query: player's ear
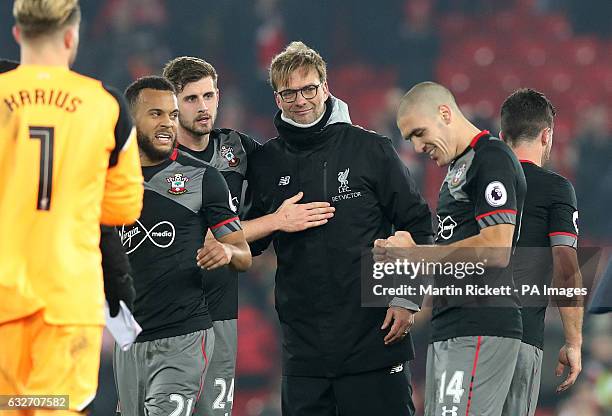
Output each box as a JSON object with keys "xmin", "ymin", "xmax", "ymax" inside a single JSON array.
[
  {"xmin": 63, "ymin": 29, "xmax": 71, "ymax": 49},
  {"xmin": 321, "ymin": 81, "xmax": 330, "ymax": 101},
  {"xmin": 541, "ymin": 127, "xmax": 551, "ymax": 146},
  {"xmin": 439, "ymin": 104, "xmax": 452, "ymax": 125},
  {"xmin": 274, "ymin": 91, "xmax": 283, "ymax": 110},
  {"xmin": 64, "ymin": 25, "xmax": 78, "ymax": 50},
  {"xmin": 12, "ymin": 26, "xmax": 21, "ymax": 45}
]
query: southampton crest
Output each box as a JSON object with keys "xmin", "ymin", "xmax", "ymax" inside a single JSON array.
[
  {"xmin": 451, "ymin": 162, "xmax": 467, "ymax": 186},
  {"xmin": 220, "ymin": 144, "xmax": 240, "ymax": 167},
  {"xmin": 166, "ymin": 173, "xmax": 189, "ymax": 195}
]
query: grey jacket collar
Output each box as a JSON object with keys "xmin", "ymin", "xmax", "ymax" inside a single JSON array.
[{"xmin": 326, "ymin": 95, "xmax": 352, "ymax": 127}]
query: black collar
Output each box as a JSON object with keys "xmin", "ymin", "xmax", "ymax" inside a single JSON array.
[{"xmin": 274, "ymin": 97, "xmax": 334, "ymax": 151}]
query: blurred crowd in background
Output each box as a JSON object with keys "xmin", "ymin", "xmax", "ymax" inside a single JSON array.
[{"xmin": 2, "ymin": 0, "xmax": 611, "ymax": 414}]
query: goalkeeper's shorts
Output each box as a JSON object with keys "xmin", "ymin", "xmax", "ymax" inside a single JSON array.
[{"xmin": 0, "ymin": 310, "xmax": 103, "ymax": 415}]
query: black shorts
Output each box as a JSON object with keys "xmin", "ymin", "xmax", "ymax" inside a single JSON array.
[{"xmin": 282, "ymin": 362, "xmax": 415, "ymax": 416}]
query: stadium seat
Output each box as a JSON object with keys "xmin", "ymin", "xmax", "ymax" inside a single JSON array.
[
  {"xmin": 438, "ymin": 13, "xmax": 469, "ymax": 39},
  {"xmin": 584, "ymin": 64, "xmax": 612, "ymax": 95},
  {"xmin": 566, "ymin": 84, "xmax": 604, "ymax": 113},
  {"xmin": 435, "ymin": 60, "xmax": 473, "ymax": 93},
  {"xmin": 510, "ymin": 37, "xmax": 557, "ymax": 68},
  {"xmin": 538, "ymin": 13, "xmax": 573, "ymax": 40},
  {"xmin": 532, "ymin": 65, "xmax": 575, "ymax": 94},
  {"xmin": 566, "ymin": 36, "xmax": 601, "ymax": 66},
  {"xmin": 487, "ymin": 11, "xmax": 532, "ymax": 37},
  {"xmin": 459, "ymin": 37, "xmax": 498, "ymax": 67},
  {"xmin": 491, "ymin": 64, "xmax": 529, "ymax": 94}
]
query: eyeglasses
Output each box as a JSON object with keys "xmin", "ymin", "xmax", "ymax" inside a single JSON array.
[{"xmin": 276, "ymin": 84, "xmax": 321, "ymax": 103}]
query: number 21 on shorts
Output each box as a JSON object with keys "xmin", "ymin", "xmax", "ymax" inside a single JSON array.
[{"xmin": 168, "ymin": 394, "xmax": 194, "ymax": 416}]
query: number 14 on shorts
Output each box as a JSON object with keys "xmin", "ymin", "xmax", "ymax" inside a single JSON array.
[{"xmin": 439, "ymin": 371, "xmax": 465, "ymax": 404}]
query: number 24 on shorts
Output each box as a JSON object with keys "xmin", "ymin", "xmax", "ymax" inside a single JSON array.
[{"xmin": 213, "ymin": 378, "xmax": 235, "ymax": 411}]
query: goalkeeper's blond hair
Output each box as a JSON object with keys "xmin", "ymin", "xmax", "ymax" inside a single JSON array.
[{"xmin": 13, "ymin": 0, "xmax": 81, "ymax": 38}]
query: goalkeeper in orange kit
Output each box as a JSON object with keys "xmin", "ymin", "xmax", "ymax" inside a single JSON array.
[{"xmin": 0, "ymin": 0, "xmax": 143, "ymax": 414}]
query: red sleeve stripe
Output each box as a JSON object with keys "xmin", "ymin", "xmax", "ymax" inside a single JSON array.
[
  {"xmin": 549, "ymin": 232, "xmax": 577, "ymax": 238},
  {"xmin": 475, "ymin": 209, "xmax": 517, "ymax": 221},
  {"xmin": 210, "ymin": 216, "xmax": 240, "ymax": 230}
]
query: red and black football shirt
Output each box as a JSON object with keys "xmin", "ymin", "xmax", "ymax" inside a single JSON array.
[
  {"xmin": 432, "ymin": 131, "xmax": 526, "ymax": 342},
  {"xmin": 514, "ymin": 160, "xmax": 578, "ymax": 349},
  {"xmin": 120, "ymin": 151, "xmax": 241, "ymax": 341}
]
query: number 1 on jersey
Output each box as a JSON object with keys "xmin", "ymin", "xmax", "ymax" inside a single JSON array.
[{"xmin": 29, "ymin": 126, "xmax": 54, "ymax": 210}]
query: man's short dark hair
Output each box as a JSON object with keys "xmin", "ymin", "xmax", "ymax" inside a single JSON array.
[
  {"xmin": 500, "ymin": 88, "xmax": 556, "ymax": 146},
  {"xmin": 162, "ymin": 56, "xmax": 218, "ymax": 92},
  {"xmin": 124, "ymin": 76, "xmax": 176, "ymax": 112}
]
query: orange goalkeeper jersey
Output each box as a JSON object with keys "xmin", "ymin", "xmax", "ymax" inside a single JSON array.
[{"xmin": 0, "ymin": 65, "xmax": 143, "ymax": 325}]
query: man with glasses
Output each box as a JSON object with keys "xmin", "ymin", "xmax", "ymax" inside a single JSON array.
[
  {"xmin": 244, "ymin": 41, "xmax": 433, "ymax": 416},
  {"xmin": 162, "ymin": 56, "xmax": 336, "ymax": 416}
]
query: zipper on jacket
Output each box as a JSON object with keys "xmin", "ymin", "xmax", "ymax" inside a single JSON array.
[{"xmin": 323, "ymin": 161, "xmax": 328, "ymax": 201}]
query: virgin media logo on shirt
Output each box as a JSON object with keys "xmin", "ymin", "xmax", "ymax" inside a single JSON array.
[{"xmin": 119, "ymin": 220, "xmax": 176, "ymax": 254}]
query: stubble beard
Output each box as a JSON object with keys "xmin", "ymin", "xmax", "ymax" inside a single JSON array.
[{"xmin": 179, "ymin": 113, "xmax": 216, "ymax": 138}]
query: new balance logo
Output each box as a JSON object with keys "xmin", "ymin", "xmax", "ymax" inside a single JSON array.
[
  {"xmin": 390, "ymin": 363, "xmax": 404, "ymax": 374},
  {"xmin": 278, "ymin": 176, "xmax": 291, "ymax": 186},
  {"xmin": 441, "ymin": 406, "xmax": 458, "ymax": 416}
]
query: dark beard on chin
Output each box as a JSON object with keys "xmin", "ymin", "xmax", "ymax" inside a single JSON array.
[
  {"xmin": 137, "ymin": 131, "xmax": 174, "ymax": 162},
  {"xmin": 179, "ymin": 115, "xmax": 213, "ymax": 137}
]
